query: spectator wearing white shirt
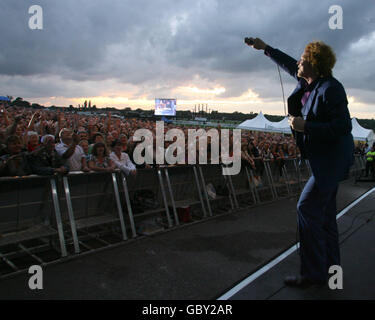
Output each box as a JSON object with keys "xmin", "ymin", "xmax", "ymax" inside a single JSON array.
[
  {"xmin": 110, "ymin": 139, "xmax": 136, "ymax": 176},
  {"xmin": 55, "ymin": 128, "xmax": 90, "ymax": 172}
]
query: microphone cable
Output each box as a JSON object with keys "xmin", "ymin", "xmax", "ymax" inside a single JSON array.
[{"xmin": 277, "ymin": 65, "xmax": 287, "ymax": 117}]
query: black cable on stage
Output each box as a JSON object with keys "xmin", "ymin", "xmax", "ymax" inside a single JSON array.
[{"xmin": 339, "ymin": 209, "xmax": 375, "ymax": 240}]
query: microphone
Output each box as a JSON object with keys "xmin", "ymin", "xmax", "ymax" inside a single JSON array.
[{"xmin": 244, "ymin": 37, "xmax": 254, "ymax": 45}]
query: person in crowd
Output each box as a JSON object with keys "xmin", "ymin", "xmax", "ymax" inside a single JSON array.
[
  {"xmin": 78, "ymin": 139, "xmax": 90, "ymax": 163},
  {"xmin": 88, "ymin": 132, "xmax": 105, "ymax": 154},
  {"xmin": 109, "ymin": 139, "xmax": 136, "ymax": 176},
  {"xmin": 77, "ymin": 130, "xmax": 89, "ymax": 141},
  {"xmin": 28, "ymin": 134, "xmax": 69, "ymax": 176},
  {"xmin": 88, "ymin": 142, "xmax": 116, "ymax": 172},
  {"xmin": 106, "ymin": 133, "xmax": 115, "ymax": 152},
  {"xmin": 0, "ymin": 135, "xmax": 31, "ymax": 177},
  {"xmin": 287, "ymin": 144, "xmax": 297, "ymax": 158},
  {"xmin": 119, "ymin": 134, "xmax": 128, "ymax": 152},
  {"xmin": 55, "ymin": 128, "xmax": 89, "ymax": 172},
  {"xmin": 273, "ymin": 144, "xmax": 286, "ymax": 179},
  {"xmin": 282, "ymin": 142, "xmax": 290, "ymax": 158},
  {"xmin": 365, "ymin": 144, "xmax": 375, "ymax": 177},
  {"xmin": 0, "ymin": 105, "xmax": 306, "ymax": 173},
  {"xmin": 26, "ymin": 131, "xmax": 40, "ymax": 152},
  {"xmin": 364, "ymin": 143, "xmax": 371, "ymax": 154},
  {"xmin": 241, "ymin": 143, "xmax": 256, "ymax": 170}
]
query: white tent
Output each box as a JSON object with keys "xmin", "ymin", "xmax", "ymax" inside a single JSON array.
[
  {"xmin": 237, "ymin": 113, "xmax": 375, "ymax": 142},
  {"xmin": 351, "ymin": 118, "xmax": 375, "ymax": 145},
  {"xmin": 237, "ymin": 112, "xmax": 292, "ymax": 134},
  {"xmin": 266, "ymin": 116, "xmax": 292, "ymax": 134}
]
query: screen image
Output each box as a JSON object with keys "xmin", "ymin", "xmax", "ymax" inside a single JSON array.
[{"xmin": 154, "ymin": 99, "xmax": 176, "ymax": 116}]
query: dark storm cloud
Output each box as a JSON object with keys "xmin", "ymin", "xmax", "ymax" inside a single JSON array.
[{"xmin": 0, "ymin": 0, "xmax": 374, "ymax": 104}]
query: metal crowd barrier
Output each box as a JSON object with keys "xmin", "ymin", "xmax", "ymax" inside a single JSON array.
[
  {"xmin": 162, "ymin": 165, "xmax": 207, "ymax": 223},
  {"xmin": 122, "ymin": 167, "xmax": 172, "ymax": 235},
  {"xmin": 2, "ymin": 154, "xmax": 358, "ymax": 278},
  {"xmin": 59, "ymin": 171, "xmax": 132, "ymax": 254},
  {"xmin": 0, "ymin": 175, "xmax": 67, "ymax": 276},
  {"xmin": 352, "ymin": 154, "xmax": 367, "ymax": 181},
  {"xmin": 229, "ymin": 157, "xmax": 315, "ymax": 209},
  {"xmin": 196, "ymin": 164, "xmax": 237, "ymax": 215}
]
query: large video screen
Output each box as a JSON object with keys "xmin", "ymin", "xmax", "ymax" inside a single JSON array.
[{"xmin": 154, "ymin": 98, "xmax": 176, "ymax": 116}]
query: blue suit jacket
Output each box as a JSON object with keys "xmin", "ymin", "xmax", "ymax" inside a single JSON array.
[{"xmin": 265, "ymin": 46, "xmax": 354, "ymax": 189}]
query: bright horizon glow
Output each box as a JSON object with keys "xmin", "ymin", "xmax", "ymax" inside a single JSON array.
[{"xmin": 25, "ymin": 93, "xmax": 375, "ymax": 120}]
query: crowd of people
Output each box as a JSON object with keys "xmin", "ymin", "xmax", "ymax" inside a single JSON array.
[{"xmin": 0, "ymin": 104, "xmax": 303, "ymax": 179}]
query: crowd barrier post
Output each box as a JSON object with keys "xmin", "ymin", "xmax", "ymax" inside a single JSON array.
[
  {"xmin": 157, "ymin": 168, "xmax": 173, "ymax": 228},
  {"xmin": 245, "ymin": 167, "xmax": 259, "ymax": 204},
  {"xmin": 163, "ymin": 167, "xmax": 180, "ymax": 226},
  {"xmin": 222, "ymin": 165, "xmax": 239, "ymax": 209},
  {"xmin": 283, "ymin": 158, "xmax": 302, "ymax": 195},
  {"xmin": 223, "ymin": 174, "xmax": 235, "ymax": 210},
  {"xmin": 120, "ymin": 172, "xmax": 137, "ymax": 238},
  {"xmin": 111, "ymin": 172, "xmax": 128, "ymax": 241},
  {"xmin": 247, "ymin": 168, "xmax": 261, "ymax": 203},
  {"xmin": 293, "ymin": 158, "xmax": 304, "ymax": 190},
  {"xmin": 281, "ymin": 165, "xmax": 292, "ymax": 195},
  {"xmin": 193, "ymin": 165, "xmax": 208, "ymax": 218},
  {"xmin": 62, "ymin": 176, "xmax": 80, "ymax": 254},
  {"xmin": 263, "ymin": 161, "xmax": 277, "ymax": 200},
  {"xmin": 197, "ymin": 165, "xmax": 213, "ymax": 216},
  {"xmin": 50, "ymin": 177, "xmax": 68, "ymax": 257}
]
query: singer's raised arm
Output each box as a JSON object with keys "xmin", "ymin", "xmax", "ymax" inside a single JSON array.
[{"xmin": 263, "ymin": 45, "xmax": 299, "ymax": 80}]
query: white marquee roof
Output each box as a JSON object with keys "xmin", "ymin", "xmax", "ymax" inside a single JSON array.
[{"xmin": 237, "ymin": 113, "xmax": 375, "ymax": 141}]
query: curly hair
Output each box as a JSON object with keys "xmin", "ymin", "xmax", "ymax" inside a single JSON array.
[
  {"xmin": 91, "ymin": 142, "xmax": 108, "ymax": 156},
  {"xmin": 304, "ymin": 41, "xmax": 336, "ymax": 77}
]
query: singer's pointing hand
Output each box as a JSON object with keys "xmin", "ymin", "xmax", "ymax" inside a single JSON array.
[{"xmin": 247, "ymin": 38, "xmax": 267, "ymax": 51}]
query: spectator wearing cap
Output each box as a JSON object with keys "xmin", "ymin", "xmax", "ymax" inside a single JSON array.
[
  {"xmin": 109, "ymin": 139, "xmax": 136, "ymax": 176},
  {"xmin": 28, "ymin": 135, "xmax": 69, "ymax": 176},
  {"xmin": 0, "ymin": 135, "xmax": 32, "ymax": 177},
  {"xmin": 56, "ymin": 128, "xmax": 89, "ymax": 172}
]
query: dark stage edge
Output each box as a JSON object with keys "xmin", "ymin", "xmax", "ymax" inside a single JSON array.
[{"xmin": 0, "ymin": 179, "xmax": 373, "ymax": 300}]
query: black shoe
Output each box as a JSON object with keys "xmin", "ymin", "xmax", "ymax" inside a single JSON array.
[{"xmin": 284, "ymin": 275, "xmax": 326, "ymax": 289}]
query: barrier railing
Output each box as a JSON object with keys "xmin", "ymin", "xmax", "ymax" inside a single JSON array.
[
  {"xmin": 0, "ymin": 175, "xmax": 67, "ymax": 276},
  {"xmin": 196, "ymin": 164, "xmax": 237, "ymax": 216},
  {"xmin": 59, "ymin": 171, "xmax": 131, "ymax": 254},
  {"xmin": 1, "ymin": 155, "xmax": 359, "ymax": 278},
  {"xmin": 162, "ymin": 165, "xmax": 208, "ymax": 223},
  {"xmin": 352, "ymin": 154, "xmax": 367, "ymax": 181},
  {"xmin": 121, "ymin": 167, "xmax": 172, "ymax": 235}
]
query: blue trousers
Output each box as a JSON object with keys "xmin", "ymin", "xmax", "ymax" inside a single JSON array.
[{"xmin": 297, "ymin": 175, "xmax": 340, "ymax": 282}]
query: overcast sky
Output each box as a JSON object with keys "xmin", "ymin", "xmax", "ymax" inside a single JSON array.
[{"xmin": 1, "ymin": 0, "xmax": 375, "ymax": 118}]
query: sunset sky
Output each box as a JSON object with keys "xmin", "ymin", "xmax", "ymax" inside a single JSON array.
[{"xmin": 1, "ymin": 0, "xmax": 375, "ymax": 118}]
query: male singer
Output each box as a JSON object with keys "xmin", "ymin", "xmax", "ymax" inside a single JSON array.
[{"xmin": 247, "ymin": 38, "xmax": 354, "ymax": 288}]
